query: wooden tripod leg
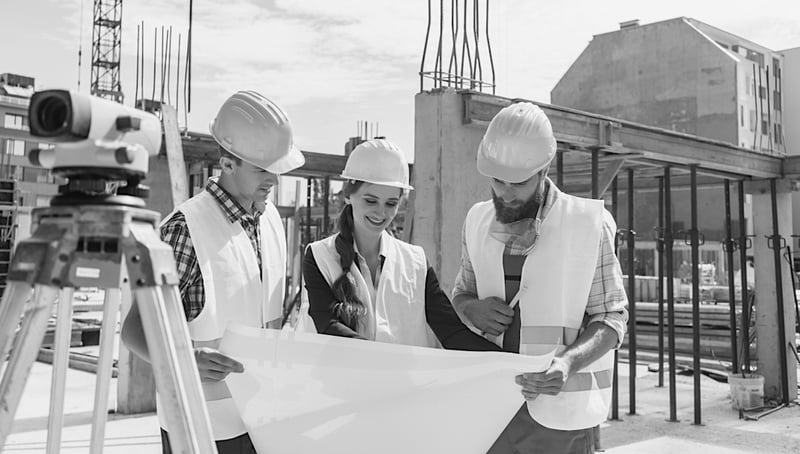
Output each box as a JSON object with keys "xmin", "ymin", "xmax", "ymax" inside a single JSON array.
[
  {"xmin": 0, "ymin": 281, "xmax": 34, "ymax": 371},
  {"xmin": 46, "ymin": 288, "xmax": 75, "ymax": 454},
  {"xmin": 89, "ymin": 288, "xmax": 122, "ymax": 454},
  {"xmin": 0, "ymin": 285, "xmax": 59, "ymax": 446},
  {"xmin": 133, "ymin": 285, "xmax": 217, "ymax": 454}
]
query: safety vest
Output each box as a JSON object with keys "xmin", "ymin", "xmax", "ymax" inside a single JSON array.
[
  {"xmin": 299, "ymin": 231, "xmax": 438, "ymax": 348},
  {"xmin": 464, "ymin": 193, "xmax": 615, "ymax": 430},
  {"xmin": 157, "ymin": 189, "xmax": 286, "ymax": 440}
]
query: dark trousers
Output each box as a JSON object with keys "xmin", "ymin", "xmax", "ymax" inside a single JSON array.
[
  {"xmin": 161, "ymin": 429, "xmax": 257, "ymax": 454},
  {"xmin": 487, "ymin": 404, "xmax": 595, "ymax": 454}
]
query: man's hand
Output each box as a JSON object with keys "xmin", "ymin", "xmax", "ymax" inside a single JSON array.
[
  {"xmin": 461, "ymin": 296, "xmax": 515, "ymax": 336},
  {"xmin": 515, "ymin": 356, "xmax": 572, "ymax": 401},
  {"xmin": 194, "ymin": 347, "xmax": 244, "ymax": 382}
]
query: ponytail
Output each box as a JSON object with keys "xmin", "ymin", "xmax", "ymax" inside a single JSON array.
[{"xmin": 330, "ymin": 181, "xmax": 366, "ymax": 331}]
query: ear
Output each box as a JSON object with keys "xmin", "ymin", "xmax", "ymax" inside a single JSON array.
[{"xmin": 219, "ymin": 156, "xmax": 237, "ymax": 175}]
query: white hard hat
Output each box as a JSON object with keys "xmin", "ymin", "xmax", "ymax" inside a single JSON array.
[
  {"xmin": 210, "ymin": 91, "xmax": 305, "ymax": 174},
  {"xmin": 477, "ymin": 102, "xmax": 557, "ymax": 183},
  {"xmin": 340, "ymin": 139, "xmax": 413, "ymax": 190}
]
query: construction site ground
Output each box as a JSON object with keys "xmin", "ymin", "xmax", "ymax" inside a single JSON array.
[{"xmin": 3, "ymin": 356, "xmax": 798, "ymax": 453}]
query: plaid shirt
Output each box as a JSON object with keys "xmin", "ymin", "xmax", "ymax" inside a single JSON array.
[
  {"xmin": 161, "ymin": 178, "xmax": 263, "ymax": 322},
  {"xmin": 452, "ymin": 180, "xmax": 628, "ymax": 346}
]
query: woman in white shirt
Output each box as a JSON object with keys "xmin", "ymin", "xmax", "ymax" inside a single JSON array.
[{"xmin": 301, "ymin": 139, "xmax": 499, "ymax": 351}]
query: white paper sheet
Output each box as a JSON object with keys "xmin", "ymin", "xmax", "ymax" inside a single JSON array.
[{"xmin": 219, "ymin": 324, "xmax": 552, "ymax": 454}]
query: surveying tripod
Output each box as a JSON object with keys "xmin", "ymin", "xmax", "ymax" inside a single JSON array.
[{"xmin": 0, "ymin": 198, "xmax": 218, "ymax": 453}]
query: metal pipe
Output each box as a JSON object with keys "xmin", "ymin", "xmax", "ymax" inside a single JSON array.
[
  {"xmin": 689, "ymin": 164, "xmax": 701, "ymax": 425},
  {"xmin": 610, "ymin": 176, "xmax": 619, "ymax": 421},
  {"xmin": 657, "ymin": 176, "xmax": 665, "ymax": 387},
  {"xmin": 665, "ymin": 166, "xmax": 678, "ymax": 422},
  {"xmin": 769, "ymin": 178, "xmax": 790, "ymax": 403},
  {"xmin": 627, "ymin": 168, "xmax": 636, "ymax": 415},
  {"xmin": 738, "ymin": 180, "xmax": 750, "ymax": 374},
  {"xmin": 724, "ymin": 180, "xmax": 739, "ymax": 372}
]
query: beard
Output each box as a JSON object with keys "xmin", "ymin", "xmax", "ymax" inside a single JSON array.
[{"xmin": 492, "ymin": 188, "xmax": 544, "ymax": 224}]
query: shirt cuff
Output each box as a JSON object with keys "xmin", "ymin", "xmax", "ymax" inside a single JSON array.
[{"xmin": 587, "ymin": 314, "xmax": 627, "ymax": 349}]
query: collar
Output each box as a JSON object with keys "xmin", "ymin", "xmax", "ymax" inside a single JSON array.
[
  {"xmin": 352, "ymin": 230, "xmax": 392, "ymax": 260},
  {"xmin": 206, "ymin": 177, "xmax": 263, "ymax": 224}
]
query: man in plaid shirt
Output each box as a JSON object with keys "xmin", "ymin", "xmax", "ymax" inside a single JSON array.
[
  {"xmin": 122, "ymin": 91, "xmax": 304, "ymax": 454},
  {"xmin": 452, "ymin": 102, "xmax": 627, "ymax": 454}
]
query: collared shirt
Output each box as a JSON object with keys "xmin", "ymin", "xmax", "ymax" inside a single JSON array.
[
  {"xmin": 160, "ymin": 178, "xmax": 264, "ymax": 322},
  {"xmin": 452, "ymin": 180, "xmax": 629, "ymax": 346}
]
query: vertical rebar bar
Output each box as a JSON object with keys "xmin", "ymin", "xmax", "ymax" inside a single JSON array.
[
  {"xmin": 305, "ymin": 178, "xmax": 313, "ymax": 244},
  {"xmin": 627, "ymin": 168, "xmax": 636, "ymax": 415},
  {"xmin": 420, "ymin": 0, "xmax": 432, "ymax": 92},
  {"xmin": 610, "ymin": 176, "xmax": 620, "ymax": 421},
  {"xmin": 657, "ymin": 176, "xmax": 665, "ymax": 387},
  {"xmin": 556, "ymin": 152, "xmax": 564, "ymax": 188},
  {"xmin": 323, "ymin": 177, "xmax": 331, "ymax": 236},
  {"xmin": 724, "ymin": 180, "xmax": 739, "ymax": 372},
  {"xmin": 665, "ymin": 166, "xmax": 678, "ymax": 422},
  {"xmin": 591, "ymin": 149, "xmax": 599, "ymax": 199},
  {"xmin": 484, "ymin": 0, "xmax": 495, "ymax": 93},
  {"xmin": 689, "ymin": 165, "xmax": 701, "ymax": 425}
]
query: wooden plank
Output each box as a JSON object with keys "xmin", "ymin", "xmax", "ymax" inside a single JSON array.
[{"xmin": 161, "ymin": 105, "xmax": 189, "ymax": 207}]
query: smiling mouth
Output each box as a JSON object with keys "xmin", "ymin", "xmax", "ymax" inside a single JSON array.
[{"xmin": 365, "ymin": 216, "xmax": 385, "ymax": 226}]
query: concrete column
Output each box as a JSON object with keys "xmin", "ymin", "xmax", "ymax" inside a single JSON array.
[
  {"xmin": 412, "ymin": 89, "xmax": 490, "ymax": 293},
  {"xmin": 748, "ymin": 179, "xmax": 798, "ymax": 400}
]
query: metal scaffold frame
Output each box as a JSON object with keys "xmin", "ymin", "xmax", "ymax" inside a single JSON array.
[{"xmin": 90, "ymin": 0, "xmax": 124, "ymax": 103}]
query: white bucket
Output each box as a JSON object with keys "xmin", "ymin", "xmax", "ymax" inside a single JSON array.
[{"xmin": 728, "ymin": 373, "xmax": 764, "ymax": 410}]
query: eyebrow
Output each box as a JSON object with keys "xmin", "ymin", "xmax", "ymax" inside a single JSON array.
[{"xmin": 363, "ymin": 193, "xmax": 400, "ymax": 202}]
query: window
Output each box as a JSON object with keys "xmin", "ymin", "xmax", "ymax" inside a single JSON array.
[
  {"xmin": 4, "ymin": 139, "xmax": 25, "ymax": 156},
  {"xmin": 749, "ymin": 109, "xmax": 756, "ymax": 132},
  {"xmin": 3, "ymin": 113, "xmax": 24, "ymax": 130},
  {"xmin": 775, "ymin": 124, "xmax": 783, "ymax": 144},
  {"xmin": 740, "ymin": 106, "xmax": 744, "ymax": 127},
  {"xmin": 774, "ymin": 92, "xmax": 782, "ymax": 111},
  {"xmin": 762, "ymin": 115, "xmax": 769, "ymax": 135},
  {"xmin": 758, "ymin": 86, "xmax": 766, "ymax": 99}
]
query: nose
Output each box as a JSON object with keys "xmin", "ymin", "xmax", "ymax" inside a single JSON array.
[{"xmin": 263, "ymin": 172, "xmax": 278, "ymax": 186}]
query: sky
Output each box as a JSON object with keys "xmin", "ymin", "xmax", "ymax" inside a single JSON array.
[{"xmin": 3, "ymin": 0, "xmax": 800, "ymax": 163}]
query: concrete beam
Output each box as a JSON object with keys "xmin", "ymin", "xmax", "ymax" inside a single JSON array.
[{"xmin": 463, "ymin": 92, "xmax": 782, "ymax": 179}]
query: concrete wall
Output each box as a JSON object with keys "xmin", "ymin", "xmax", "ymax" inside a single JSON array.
[
  {"xmin": 552, "ymin": 19, "xmax": 738, "ymax": 145},
  {"xmin": 782, "ymin": 48, "xmax": 800, "ymax": 236},
  {"xmin": 412, "ymin": 89, "xmax": 491, "ymax": 293}
]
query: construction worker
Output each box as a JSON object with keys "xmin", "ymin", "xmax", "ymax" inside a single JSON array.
[
  {"xmin": 451, "ymin": 102, "xmax": 628, "ymax": 453},
  {"xmin": 121, "ymin": 91, "xmax": 305, "ymax": 454},
  {"xmin": 301, "ymin": 138, "xmax": 501, "ymax": 351}
]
